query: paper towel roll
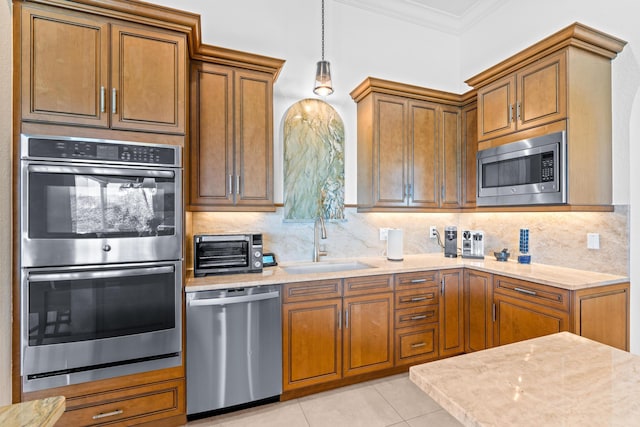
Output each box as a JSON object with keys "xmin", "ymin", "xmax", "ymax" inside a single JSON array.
[{"xmin": 387, "ymin": 228, "xmax": 403, "ymax": 261}]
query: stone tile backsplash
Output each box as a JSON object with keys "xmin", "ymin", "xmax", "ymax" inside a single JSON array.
[{"xmin": 188, "ymin": 205, "xmax": 629, "ymax": 276}]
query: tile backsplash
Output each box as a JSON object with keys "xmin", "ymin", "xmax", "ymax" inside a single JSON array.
[{"xmin": 187, "ymin": 205, "xmax": 629, "ymax": 276}]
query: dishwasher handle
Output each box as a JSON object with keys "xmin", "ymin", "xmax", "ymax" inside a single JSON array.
[{"xmin": 187, "ymin": 290, "xmax": 280, "ymax": 307}]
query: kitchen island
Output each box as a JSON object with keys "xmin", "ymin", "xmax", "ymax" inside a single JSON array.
[
  {"xmin": 410, "ymin": 332, "xmax": 640, "ymax": 426},
  {"xmin": 0, "ymin": 396, "xmax": 64, "ymax": 427}
]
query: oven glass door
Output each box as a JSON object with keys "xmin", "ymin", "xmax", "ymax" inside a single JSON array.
[
  {"xmin": 22, "ymin": 163, "xmax": 182, "ymax": 266},
  {"xmin": 22, "ymin": 262, "xmax": 182, "ymax": 380}
]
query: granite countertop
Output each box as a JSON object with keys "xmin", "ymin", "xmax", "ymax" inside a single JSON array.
[
  {"xmin": 185, "ymin": 253, "xmax": 628, "ymax": 293},
  {"xmin": 409, "ymin": 332, "xmax": 640, "ymax": 426},
  {"xmin": 0, "ymin": 396, "xmax": 65, "ymax": 427}
]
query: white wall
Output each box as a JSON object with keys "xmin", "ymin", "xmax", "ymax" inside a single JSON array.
[{"xmin": 0, "ymin": 0, "xmax": 12, "ymax": 406}]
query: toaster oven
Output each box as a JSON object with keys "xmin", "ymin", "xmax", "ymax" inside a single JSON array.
[{"xmin": 194, "ymin": 233, "xmax": 263, "ymax": 276}]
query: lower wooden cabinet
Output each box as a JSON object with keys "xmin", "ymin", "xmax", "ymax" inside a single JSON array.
[
  {"xmin": 395, "ymin": 324, "xmax": 438, "ymax": 364},
  {"xmin": 282, "ymin": 276, "xmax": 393, "ymax": 391},
  {"xmin": 463, "ymin": 269, "xmax": 493, "ymax": 352},
  {"xmin": 439, "ymin": 269, "xmax": 464, "ymax": 357}
]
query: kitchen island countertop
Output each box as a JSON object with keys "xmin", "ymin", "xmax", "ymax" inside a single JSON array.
[
  {"xmin": 185, "ymin": 253, "xmax": 628, "ymax": 292},
  {"xmin": 409, "ymin": 332, "xmax": 640, "ymax": 426},
  {"xmin": 0, "ymin": 396, "xmax": 65, "ymax": 427}
]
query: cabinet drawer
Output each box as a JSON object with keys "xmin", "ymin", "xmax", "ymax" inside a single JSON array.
[
  {"xmin": 494, "ymin": 275, "xmax": 570, "ymax": 312},
  {"xmin": 344, "ymin": 274, "xmax": 393, "ymax": 297},
  {"xmin": 61, "ymin": 379, "xmax": 184, "ymax": 426},
  {"xmin": 395, "ymin": 287, "xmax": 438, "ymax": 309},
  {"xmin": 395, "ymin": 305, "xmax": 438, "ymax": 329},
  {"xmin": 395, "ymin": 324, "xmax": 438, "ymax": 365},
  {"xmin": 283, "ymin": 279, "xmax": 342, "ymax": 303},
  {"xmin": 395, "ymin": 271, "xmax": 438, "ymax": 290}
]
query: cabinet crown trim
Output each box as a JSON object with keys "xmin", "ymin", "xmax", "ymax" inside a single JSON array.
[
  {"xmin": 465, "ymin": 22, "xmax": 626, "ymax": 89},
  {"xmin": 350, "ymin": 77, "xmax": 475, "ymax": 105}
]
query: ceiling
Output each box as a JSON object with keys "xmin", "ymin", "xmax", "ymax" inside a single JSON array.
[{"xmin": 335, "ymin": 0, "xmax": 508, "ymax": 34}]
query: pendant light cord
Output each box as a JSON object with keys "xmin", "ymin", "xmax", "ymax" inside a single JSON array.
[{"xmin": 321, "ymin": 0, "xmax": 325, "ymax": 61}]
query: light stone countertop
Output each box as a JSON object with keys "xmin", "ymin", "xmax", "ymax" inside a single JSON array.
[
  {"xmin": 409, "ymin": 332, "xmax": 640, "ymax": 427},
  {"xmin": 185, "ymin": 253, "xmax": 628, "ymax": 292},
  {"xmin": 0, "ymin": 396, "xmax": 65, "ymax": 427}
]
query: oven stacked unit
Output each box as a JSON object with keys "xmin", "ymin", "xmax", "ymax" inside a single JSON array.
[{"xmin": 19, "ymin": 134, "xmax": 183, "ymax": 392}]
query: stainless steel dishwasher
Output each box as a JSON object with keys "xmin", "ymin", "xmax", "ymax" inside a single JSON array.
[{"xmin": 186, "ymin": 285, "xmax": 282, "ymax": 416}]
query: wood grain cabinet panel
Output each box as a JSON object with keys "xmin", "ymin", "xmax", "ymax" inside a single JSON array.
[
  {"xmin": 461, "ymin": 102, "xmax": 477, "ymax": 207},
  {"xmin": 463, "ymin": 269, "xmax": 493, "ymax": 352},
  {"xmin": 395, "ymin": 324, "xmax": 439, "ymax": 365},
  {"xmin": 189, "ymin": 62, "xmax": 274, "ymax": 210},
  {"xmin": 439, "ymin": 269, "xmax": 464, "ymax": 357},
  {"xmin": 20, "ymin": 4, "xmax": 186, "ymax": 134}
]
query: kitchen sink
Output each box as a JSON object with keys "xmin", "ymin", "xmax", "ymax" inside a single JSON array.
[{"xmin": 283, "ymin": 261, "xmax": 376, "ymax": 275}]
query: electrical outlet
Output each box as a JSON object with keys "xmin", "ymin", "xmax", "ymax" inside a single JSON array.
[
  {"xmin": 429, "ymin": 225, "xmax": 437, "ymax": 239},
  {"xmin": 379, "ymin": 228, "xmax": 389, "ymax": 241},
  {"xmin": 587, "ymin": 233, "xmax": 600, "ymax": 249}
]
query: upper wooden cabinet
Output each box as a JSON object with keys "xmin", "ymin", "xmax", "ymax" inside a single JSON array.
[
  {"xmin": 20, "ymin": 4, "xmax": 186, "ymax": 134},
  {"xmin": 189, "ymin": 62, "xmax": 276, "ymax": 210},
  {"xmin": 351, "ymin": 78, "xmax": 465, "ymax": 211},
  {"xmin": 460, "ymin": 100, "xmax": 477, "ymax": 208},
  {"xmin": 476, "ymin": 52, "xmax": 566, "ymax": 141}
]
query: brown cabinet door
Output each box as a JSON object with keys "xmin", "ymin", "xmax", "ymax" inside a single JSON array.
[
  {"xmin": 111, "ymin": 24, "xmax": 186, "ymax": 134},
  {"xmin": 439, "ymin": 269, "xmax": 464, "ymax": 357},
  {"xmin": 189, "ymin": 63, "xmax": 234, "ymax": 207},
  {"xmin": 464, "ymin": 269, "xmax": 493, "ymax": 352},
  {"xmin": 493, "ymin": 293, "xmax": 569, "ymax": 346},
  {"xmin": 343, "ymin": 293, "xmax": 394, "ymax": 377},
  {"xmin": 461, "ymin": 102, "xmax": 477, "ymax": 207},
  {"xmin": 439, "ymin": 107, "xmax": 461, "ymax": 208},
  {"xmin": 234, "ymin": 69, "xmax": 274, "ymax": 207},
  {"xmin": 395, "ymin": 324, "xmax": 439, "ymax": 366},
  {"xmin": 516, "ymin": 51, "xmax": 567, "ymax": 131},
  {"xmin": 373, "ymin": 94, "xmax": 408, "ymax": 207},
  {"xmin": 407, "ymin": 100, "xmax": 438, "ymax": 207},
  {"xmin": 477, "ymin": 75, "xmax": 516, "ymax": 140},
  {"xmin": 282, "ymin": 298, "xmax": 343, "ymax": 391},
  {"xmin": 21, "ymin": 6, "xmax": 109, "ymax": 127}
]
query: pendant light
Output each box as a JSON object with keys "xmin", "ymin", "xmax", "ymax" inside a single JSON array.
[{"xmin": 313, "ymin": 0, "xmax": 333, "ymax": 96}]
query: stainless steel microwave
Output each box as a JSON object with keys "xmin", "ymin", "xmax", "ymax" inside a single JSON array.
[{"xmin": 476, "ymin": 131, "xmax": 566, "ymax": 206}]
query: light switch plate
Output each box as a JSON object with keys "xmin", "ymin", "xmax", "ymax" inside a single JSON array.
[
  {"xmin": 587, "ymin": 233, "xmax": 600, "ymax": 250},
  {"xmin": 379, "ymin": 228, "xmax": 389, "ymax": 241}
]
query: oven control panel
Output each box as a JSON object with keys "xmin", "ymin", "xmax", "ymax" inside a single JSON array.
[{"xmin": 27, "ymin": 137, "xmax": 177, "ymax": 166}]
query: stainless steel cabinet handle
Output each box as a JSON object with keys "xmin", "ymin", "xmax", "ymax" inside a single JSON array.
[
  {"xmin": 441, "ymin": 278, "xmax": 445, "ymax": 295},
  {"xmin": 236, "ymin": 175, "xmax": 240, "ymax": 195},
  {"xmin": 111, "ymin": 88, "xmax": 117, "ymax": 114},
  {"xmin": 410, "ymin": 278, "xmax": 427, "ymax": 284},
  {"xmin": 93, "ymin": 409, "xmax": 123, "ymax": 420},
  {"xmin": 516, "ymin": 102, "xmax": 521, "ymax": 120},
  {"xmin": 410, "ymin": 296, "xmax": 427, "ymax": 302},
  {"xmin": 492, "ymin": 303, "xmax": 496, "ymax": 322},
  {"xmin": 345, "ymin": 309, "xmax": 349, "ymax": 329},
  {"xmin": 514, "ymin": 287, "xmax": 537, "ymax": 296},
  {"xmin": 338, "ymin": 309, "xmax": 342, "ymax": 329},
  {"xmin": 408, "ymin": 183, "xmax": 412, "ymax": 201},
  {"xmin": 100, "ymin": 86, "xmax": 105, "ymax": 113},
  {"xmin": 228, "ymin": 175, "xmax": 233, "ymax": 195},
  {"xmin": 508, "ymin": 104, "xmax": 514, "ymax": 123},
  {"xmin": 187, "ymin": 291, "xmax": 279, "ymax": 307},
  {"xmin": 411, "ymin": 342, "xmax": 426, "ymax": 349},
  {"xmin": 411, "ymin": 315, "xmax": 427, "ymax": 320}
]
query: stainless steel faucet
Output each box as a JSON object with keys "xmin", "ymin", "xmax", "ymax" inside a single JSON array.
[{"xmin": 313, "ymin": 216, "xmax": 327, "ymax": 262}]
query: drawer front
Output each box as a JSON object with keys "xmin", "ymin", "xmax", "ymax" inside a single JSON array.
[
  {"xmin": 494, "ymin": 275, "xmax": 570, "ymax": 311},
  {"xmin": 61, "ymin": 379, "xmax": 184, "ymax": 426},
  {"xmin": 283, "ymin": 279, "xmax": 342, "ymax": 303},
  {"xmin": 395, "ymin": 324, "xmax": 438, "ymax": 365},
  {"xmin": 395, "ymin": 305, "xmax": 438, "ymax": 329},
  {"xmin": 344, "ymin": 274, "xmax": 393, "ymax": 297},
  {"xmin": 395, "ymin": 271, "xmax": 438, "ymax": 290},
  {"xmin": 395, "ymin": 287, "xmax": 439, "ymax": 309}
]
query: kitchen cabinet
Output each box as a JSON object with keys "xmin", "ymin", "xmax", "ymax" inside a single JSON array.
[
  {"xmin": 439, "ymin": 269, "xmax": 464, "ymax": 357},
  {"xmin": 394, "ymin": 271, "xmax": 440, "ymax": 365},
  {"xmin": 350, "ymin": 78, "xmax": 464, "ymax": 211},
  {"xmin": 476, "ymin": 52, "xmax": 566, "ymax": 141},
  {"xmin": 466, "ymin": 23, "xmax": 626, "ymax": 208},
  {"xmin": 463, "ymin": 269, "xmax": 493, "ymax": 352},
  {"xmin": 20, "ymin": 3, "xmax": 186, "ymax": 134},
  {"xmin": 282, "ymin": 275, "xmax": 393, "ymax": 392},
  {"xmin": 492, "ymin": 275, "xmax": 570, "ymax": 346},
  {"xmin": 461, "ymin": 100, "xmax": 477, "ymax": 207},
  {"xmin": 189, "ymin": 62, "xmax": 276, "ymax": 211}
]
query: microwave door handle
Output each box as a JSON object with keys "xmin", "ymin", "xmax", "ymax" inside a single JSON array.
[
  {"xmin": 27, "ymin": 164, "xmax": 175, "ymax": 179},
  {"xmin": 187, "ymin": 291, "xmax": 280, "ymax": 307},
  {"xmin": 28, "ymin": 266, "xmax": 175, "ymax": 282}
]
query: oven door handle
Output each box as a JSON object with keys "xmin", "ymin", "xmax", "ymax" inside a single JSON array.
[
  {"xmin": 27, "ymin": 164, "xmax": 175, "ymax": 179},
  {"xmin": 28, "ymin": 266, "xmax": 175, "ymax": 282},
  {"xmin": 187, "ymin": 291, "xmax": 280, "ymax": 307}
]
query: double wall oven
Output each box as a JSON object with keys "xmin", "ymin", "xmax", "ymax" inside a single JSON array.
[{"xmin": 19, "ymin": 134, "xmax": 183, "ymax": 393}]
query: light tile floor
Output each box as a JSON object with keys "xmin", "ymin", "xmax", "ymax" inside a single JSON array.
[{"xmin": 186, "ymin": 374, "xmax": 463, "ymax": 427}]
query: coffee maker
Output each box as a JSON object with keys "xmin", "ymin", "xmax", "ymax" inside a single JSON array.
[{"xmin": 444, "ymin": 226, "xmax": 457, "ymax": 258}]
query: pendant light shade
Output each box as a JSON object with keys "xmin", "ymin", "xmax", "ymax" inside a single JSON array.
[
  {"xmin": 313, "ymin": 0, "xmax": 333, "ymax": 96},
  {"xmin": 314, "ymin": 60, "xmax": 333, "ymax": 96}
]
